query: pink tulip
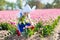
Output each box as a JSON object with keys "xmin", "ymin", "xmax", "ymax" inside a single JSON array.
[
  {"xmin": 10, "ymin": 22, "xmax": 16, "ymax": 25},
  {"xmin": 0, "ymin": 9, "xmax": 60, "ymax": 23}
]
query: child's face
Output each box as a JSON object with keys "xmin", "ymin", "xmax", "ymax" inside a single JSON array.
[{"xmin": 24, "ymin": 12, "xmax": 28, "ymax": 17}]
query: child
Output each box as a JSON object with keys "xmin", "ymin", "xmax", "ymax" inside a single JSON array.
[{"xmin": 16, "ymin": 4, "xmax": 36, "ymax": 36}]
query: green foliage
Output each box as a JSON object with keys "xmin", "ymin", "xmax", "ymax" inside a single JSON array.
[
  {"xmin": 52, "ymin": 0, "xmax": 60, "ymax": 8},
  {"xmin": 41, "ymin": 25, "xmax": 53, "ymax": 37},
  {"xmin": 0, "ymin": 22, "xmax": 16, "ymax": 35},
  {"xmin": 6, "ymin": 2, "xmax": 15, "ymax": 10},
  {"xmin": 0, "ymin": 0, "xmax": 6, "ymax": 10},
  {"xmin": 58, "ymin": 16, "xmax": 60, "ymax": 20},
  {"xmin": 7, "ymin": 23, "xmax": 16, "ymax": 35},
  {"xmin": 35, "ymin": 16, "xmax": 60, "ymax": 37},
  {"xmin": 0, "ymin": 22, "xmax": 8, "ymax": 30},
  {"xmin": 27, "ymin": 29, "xmax": 34, "ymax": 37},
  {"xmin": 22, "ymin": 28, "xmax": 34, "ymax": 38},
  {"xmin": 27, "ymin": 0, "xmax": 45, "ymax": 9},
  {"xmin": 41, "ymin": 16, "xmax": 60, "ymax": 37},
  {"xmin": 18, "ymin": 20, "xmax": 35, "ymax": 38},
  {"xmin": 52, "ymin": 19, "xmax": 59, "ymax": 28},
  {"xmin": 34, "ymin": 22, "xmax": 43, "ymax": 32},
  {"xmin": 17, "ymin": 0, "xmax": 23, "ymax": 9},
  {"xmin": 44, "ymin": 3, "xmax": 53, "ymax": 9}
]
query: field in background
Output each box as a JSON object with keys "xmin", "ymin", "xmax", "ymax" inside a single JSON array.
[
  {"xmin": 0, "ymin": 9, "xmax": 60, "ymax": 40},
  {"xmin": 0, "ymin": 9, "xmax": 60, "ymax": 23}
]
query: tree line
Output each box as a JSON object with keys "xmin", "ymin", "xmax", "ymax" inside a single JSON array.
[{"xmin": 0, "ymin": 0, "xmax": 60, "ymax": 10}]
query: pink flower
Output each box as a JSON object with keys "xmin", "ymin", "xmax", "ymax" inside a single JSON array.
[{"xmin": 10, "ymin": 22, "xmax": 15, "ymax": 25}]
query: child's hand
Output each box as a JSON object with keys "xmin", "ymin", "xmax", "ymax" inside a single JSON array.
[{"xmin": 25, "ymin": 25, "xmax": 34, "ymax": 29}]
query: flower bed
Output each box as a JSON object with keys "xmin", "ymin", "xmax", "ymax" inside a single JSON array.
[
  {"xmin": 0, "ymin": 10, "xmax": 60, "ymax": 40},
  {"xmin": 0, "ymin": 16, "xmax": 60, "ymax": 40}
]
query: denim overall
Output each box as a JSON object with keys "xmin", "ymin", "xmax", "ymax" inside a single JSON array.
[{"xmin": 18, "ymin": 22, "xmax": 31, "ymax": 32}]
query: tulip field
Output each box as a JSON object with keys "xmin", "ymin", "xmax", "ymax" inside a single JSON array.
[
  {"xmin": 0, "ymin": 9, "xmax": 60, "ymax": 40},
  {"xmin": 0, "ymin": 9, "xmax": 60, "ymax": 23}
]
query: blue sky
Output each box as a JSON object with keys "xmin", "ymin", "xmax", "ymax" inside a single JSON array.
[{"xmin": 6, "ymin": 0, "xmax": 54, "ymax": 4}]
